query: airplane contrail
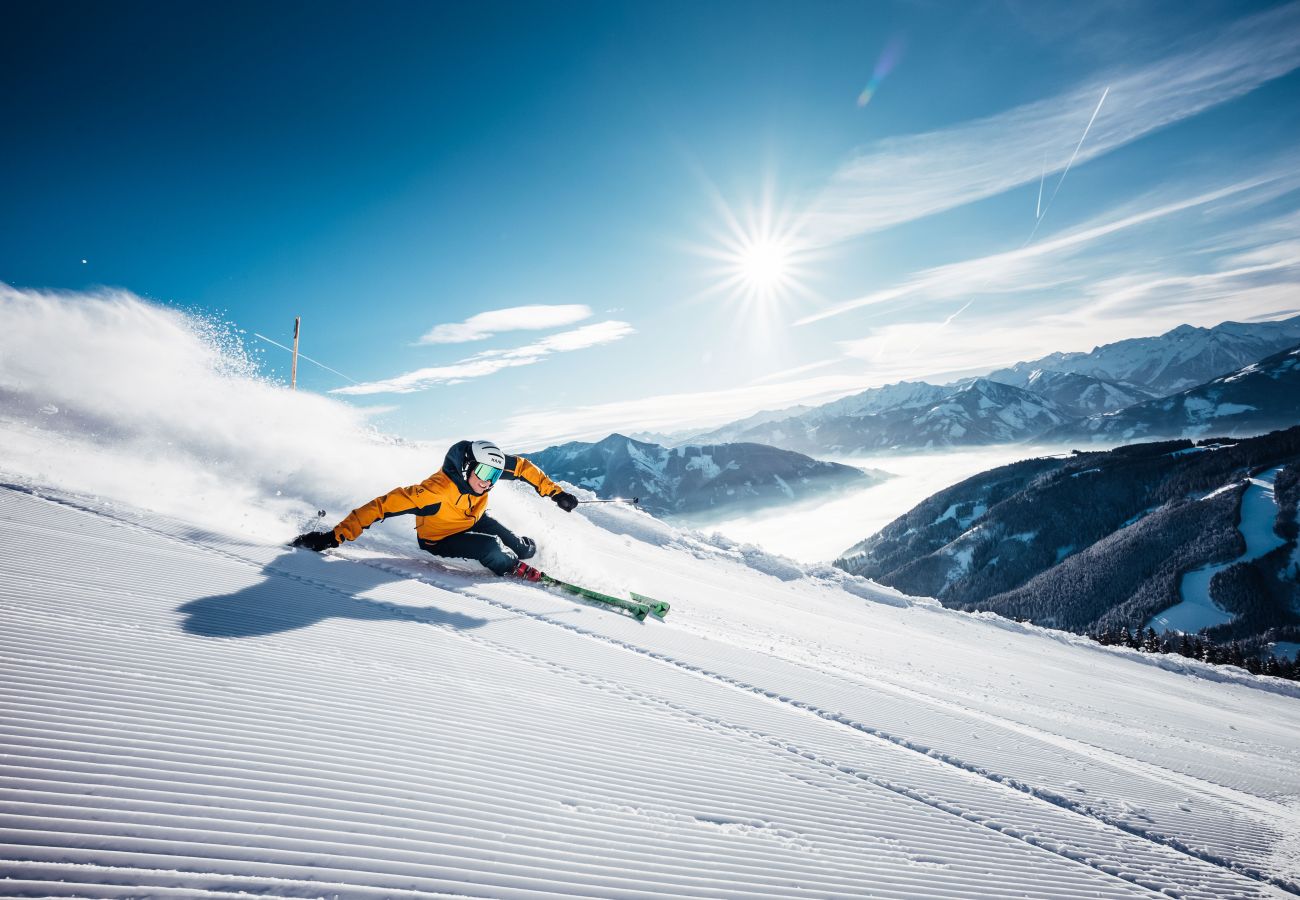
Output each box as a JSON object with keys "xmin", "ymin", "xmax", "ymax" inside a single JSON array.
[
  {"xmin": 1028, "ymin": 85, "xmax": 1110, "ymax": 243},
  {"xmin": 1036, "ymin": 154, "xmax": 1046, "ymax": 219},
  {"xmin": 941, "ymin": 299, "xmax": 974, "ymax": 327},
  {"xmin": 899, "ymin": 298, "xmax": 975, "ymax": 360},
  {"xmin": 908, "ymin": 90, "xmax": 1109, "ymax": 360}
]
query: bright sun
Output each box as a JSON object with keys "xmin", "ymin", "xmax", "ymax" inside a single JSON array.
[
  {"xmin": 712, "ymin": 227, "xmax": 811, "ymax": 308},
  {"xmin": 695, "ymin": 182, "xmax": 819, "ymax": 312},
  {"xmin": 736, "ymin": 238, "xmax": 793, "ymax": 292}
]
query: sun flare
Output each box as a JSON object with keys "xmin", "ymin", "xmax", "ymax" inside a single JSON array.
[
  {"xmin": 696, "ymin": 187, "xmax": 819, "ymax": 312},
  {"xmin": 736, "ymin": 238, "xmax": 794, "ymax": 292}
]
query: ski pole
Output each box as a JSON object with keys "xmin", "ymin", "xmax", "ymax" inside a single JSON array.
[{"xmin": 576, "ymin": 497, "xmax": 640, "ymax": 506}]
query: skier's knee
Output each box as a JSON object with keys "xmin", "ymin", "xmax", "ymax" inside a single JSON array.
[
  {"xmin": 483, "ymin": 544, "xmax": 516, "ymax": 576},
  {"xmin": 486, "ymin": 557, "xmax": 517, "ymax": 576},
  {"xmin": 421, "ymin": 533, "xmax": 514, "ymax": 576}
]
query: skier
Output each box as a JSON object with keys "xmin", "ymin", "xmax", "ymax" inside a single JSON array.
[{"xmin": 290, "ymin": 439, "xmax": 578, "ymax": 580}]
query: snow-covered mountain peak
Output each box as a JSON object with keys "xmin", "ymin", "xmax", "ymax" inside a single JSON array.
[
  {"xmin": 695, "ymin": 317, "xmax": 1300, "ymax": 457},
  {"xmin": 527, "ymin": 433, "xmax": 877, "ymax": 518},
  {"xmin": 991, "ymin": 314, "xmax": 1300, "ymax": 397},
  {"xmin": 812, "ymin": 379, "xmax": 950, "ymax": 418},
  {"xmin": 1049, "ymin": 342, "xmax": 1300, "ymax": 442}
]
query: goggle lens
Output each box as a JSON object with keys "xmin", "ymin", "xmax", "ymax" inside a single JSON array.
[{"xmin": 472, "ymin": 462, "xmax": 503, "ymax": 485}]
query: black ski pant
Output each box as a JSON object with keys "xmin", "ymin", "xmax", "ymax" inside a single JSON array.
[{"xmin": 418, "ymin": 513, "xmax": 530, "ymax": 576}]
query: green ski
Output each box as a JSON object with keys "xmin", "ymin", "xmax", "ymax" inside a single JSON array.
[
  {"xmin": 539, "ymin": 575, "xmax": 669, "ymax": 621},
  {"xmin": 630, "ymin": 592, "xmax": 671, "ymax": 619}
]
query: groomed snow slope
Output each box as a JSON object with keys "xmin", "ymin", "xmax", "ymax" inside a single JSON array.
[
  {"xmin": 6, "ymin": 483, "xmax": 1300, "ymax": 899},
  {"xmin": 3, "ymin": 288, "xmax": 1300, "ymax": 898}
]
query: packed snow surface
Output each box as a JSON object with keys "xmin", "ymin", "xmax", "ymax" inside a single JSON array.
[
  {"xmin": 1157, "ymin": 563, "xmax": 1237, "ymax": 634},
  {"xmin": 3, "ymin": 287, "xmax": 1300, "ymax": 898},
  {"xmin": 1239, "ymin": 468, "xmax": 1289, "ymax": 559},
  {"xmin": 8, "ymin": 484, "xmax": 1300, "ymax": 899}
]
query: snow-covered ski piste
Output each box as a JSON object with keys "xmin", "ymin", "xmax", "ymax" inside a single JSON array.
[{"xmin": 3, "ymin": 287, "xmax": 1300, "ymax": 898}]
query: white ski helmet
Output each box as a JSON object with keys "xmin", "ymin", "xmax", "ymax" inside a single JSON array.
[{"xmin": 467, "ymin": 440, "xmax": 507, "ymax": 484}]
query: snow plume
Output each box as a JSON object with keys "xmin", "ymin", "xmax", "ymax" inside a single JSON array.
[
  {"xmin": 0, "ymin": 286, "xmax": 796, "ymax": 587},
  {"xmin": 0, "ymin": 285, "xmax": 432, "ymax": 541}
]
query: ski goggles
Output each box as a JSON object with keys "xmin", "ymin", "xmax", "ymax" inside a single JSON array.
[{"xmin": 471, "ymin": 462, "xmax": 503, "ymax": 486}]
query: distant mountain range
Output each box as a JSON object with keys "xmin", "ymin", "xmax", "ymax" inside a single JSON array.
[
  {"xmin": 836, "ymin": 426, "xmax": 1300, "ymax": 649},
  {"xmin": 1020, "ymin": 370, "xmax": 1156, "ymax": 418},
  {"xmin": 1047, "ymin": 343, "xmax": 1300, "ymax": 442},
  {"xmin": 688, "ymin": 381, "xmax": 950, "ymax": 447},
  {"xmin": 701, "ymin": 379, "xmax": 1077, "ymax": 454},
  {"xmin": 680, "ymin": 316, "xmax": 1300, "ymax": 453},
  {"xmin": 987, "ymin": 317, "xmax": 1300, "ymax": 396},
  {"xmin": 526, "ymin": 434, "xmax": 882, "ymax": 520}
]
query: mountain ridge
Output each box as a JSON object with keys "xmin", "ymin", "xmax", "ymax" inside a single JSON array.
[
  {"xmin": 836, "ymin": 426, "xmax": 1300, "ymax": 649},
  {"xmin": 525, "ymin": 432, "xmax": 881, "ymax": 519},
  {"xmin": 988, "ymin": 315, "xmax": 1300, "ymax": 396},
  {"xmin": 1048, "ymin": 342, "xmax": 1300, "ymax": 442},
  {"xmin": 679, "ymin": 316, "xmax": 1300, "ymax": 453}
]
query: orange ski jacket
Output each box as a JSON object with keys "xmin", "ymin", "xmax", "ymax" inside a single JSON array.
[{"xmin": 331, "ymin": 440, "xmax": 563, "ymax": 545}]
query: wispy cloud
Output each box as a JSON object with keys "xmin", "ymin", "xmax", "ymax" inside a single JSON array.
[
  {"xmin": 750, "ymin": 358, "xmax": 844, "ymax": 384},
  {"xmin": 334, "ymin": 320, "xmax": 634, "ymax": 395},
  {"xmin": 834, "ymin": 315, "xmax": 1084, "ymax": 385},
  {"xmin": 797, "ymin": 165, "xmax": 1300, "ymax": 325},
  {"xmin": 418, "ymin": 304, "xmax": 592, "ymax": 344},
  {"xmin": 798, "ymin": 1, "xmax": 1300, "ymax": 246},
  {"xmin": 500, "ymin": 174, "xmax": 1300, "ymax": 444},
  {"xmin": 1082, "ymin": 247, "xmax": 1300, "ymax": 320},
  {"xmin": 498, "ymin": 372, "xmax": 875, "ymax": 448},
  {"xmin": 834, "ymin": 283, "xmax": 1300, "ymax": 389},
  {"xmin": 832, "ymin": 204, "xmax": 1300, "ymax": 382}
]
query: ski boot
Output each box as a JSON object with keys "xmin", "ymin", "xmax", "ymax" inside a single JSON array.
[{"xmin": 509, "ymin": 560, "xmax": 543, "ymax": 582}]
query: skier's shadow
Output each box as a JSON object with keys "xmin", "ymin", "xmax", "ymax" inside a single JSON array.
[{"xmin": 178, "ymin": 551, "xmax": 493, "ymax": 638}]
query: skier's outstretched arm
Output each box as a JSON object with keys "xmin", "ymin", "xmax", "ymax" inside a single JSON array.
[
  {"xmin": 501, "ymin": 455, "xmax": 578, "ymax": 512},
  {"xmin": 292, "ymin": 483, "xmax": 434, "ymax": 551},
  {"xmin": 335, "ymin": 483, "xmax": 441, "ymax": 540}
]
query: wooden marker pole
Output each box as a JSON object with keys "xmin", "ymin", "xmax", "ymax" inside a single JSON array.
[{"xmin": 291, "ymin": 316, "xmax": 301, "ymax": 390}]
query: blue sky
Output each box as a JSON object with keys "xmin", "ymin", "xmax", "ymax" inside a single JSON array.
[{"xmin": 3, "ymin": 1, "xmax": 1299, "ymax": 448}]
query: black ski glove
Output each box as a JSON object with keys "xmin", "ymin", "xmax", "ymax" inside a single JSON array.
[
  {"xmin": 552, "ymin": 491, "xmax": 578, "ymax": 512},
  {"xmin": 516, "ymin": 536, "xmax": 537, "ymax": 560},
  {"xmin": 291, "ymin": 530, "xmax": 339, "ymax": 552}
]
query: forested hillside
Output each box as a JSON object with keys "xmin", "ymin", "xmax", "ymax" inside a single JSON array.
[{"xmin": 837, "ymin": 428, "xmax": 1300, "ymax": 648}]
